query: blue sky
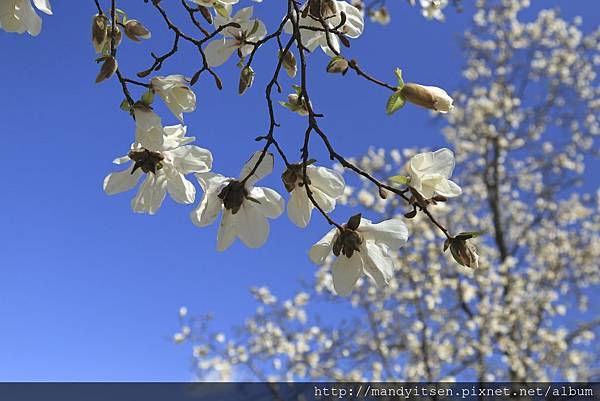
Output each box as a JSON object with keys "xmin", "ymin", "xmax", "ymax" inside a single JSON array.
[{"xmin": 0, "ymin": 0, "xmax": 597, "ymax": 381}]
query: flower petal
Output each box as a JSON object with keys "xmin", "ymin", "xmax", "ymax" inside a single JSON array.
[
  {"xmin": 167, "ymin": 145, "xmax": 213, "ymax": 174},
  {"xmin": 191, "ymin": 181, "xmax": 224, "ymax": 227},
  {"xmin": 239, "ymin": 151, "xmax": 274, "ymax": 187},
  {"xmin": 287, "ymin": 189, "xmax": 313, "ymax": 228},
  {"xmin": 249, "ymin": 186, "xmax": 284, "ymax": 219},
  {"xmin": 307, "ymin": 165, "xmax": 345, "ymax": 199},
  {"xmin": 165, "ymin": 166, "xmax": 196, "ymax": 204},
  {"xmin": 103, "ymin": 164, "xmax": 142, "ymax": 195},
  {"xmin": 236, "ymin": 202, "xmax": 269, "ymax": 248},
  {"xmin": 33, "ymin": 0, "xmax": 52, "ymax": 14},
  {"xmin": 204, "ymin": 38, "xmax": 236, "ymax": 67},
  {"xmin": 131, "ymin": 173, "xmax": 168, "ymax": 215},
  {"xmin": 308, "ymin": 227, "xmax": 338, "ymax": 265},
  {"xmin": 217, "ymin": 209, "xmax": 236, "ymax": 251},
  {"xmin": 359, "ymin": 217, "xmax": 409, "ymax": 249},
  {"xmin": 332, "ymin": 253, "xmax": 363, "ymax": 296},
  {"xmin": 361, "ymin": 241, "xmax": 395, "ymax": 287}
]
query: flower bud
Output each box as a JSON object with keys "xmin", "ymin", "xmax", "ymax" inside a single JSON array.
[
  {"xmin": 327, "ymin": 56, "xmax": 349, "ymax": 75},
  {"xmin": 95, "ymin": 55, "xmax": 118, "ymax": 83},
  {"xmin": 124, "ymin": 19, "xmax": 151, "ymax": 42},
  {"xmin": 91, "ymin": 14, "xmax": 109, "ymax": 53},
  {"xmin": 280, "ymin": 50, "xmax": 297, "ymax": 78},
  {"xmin": 238, "ymin": 66, "xmax": 255, "ymax": 95},
  {"xmin": 447, "ymin": 238, "xmax": 479, "ymax": 269},
  {"xmin": 286, "ymin": 93, "xmax": 309, "ymax": 116},
  {"xmin": 400, "ymin": 83, "xmax": 454, "ymax": 113},
  {"xmin": 369, "ymin": 6, "xmax": 390, "ymax": 25},
  {"xmin": 108, "ymin": 24, "xmax": 122, "ymax": 49}
]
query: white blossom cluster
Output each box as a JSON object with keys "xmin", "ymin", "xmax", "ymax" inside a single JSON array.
[
  {"xmin": 175, "ymin": 0, "xmax": 599, "ymax": 382},
  {"xmin": 2, "ymin": 0, "xmax": 466, "ymax": 296}
]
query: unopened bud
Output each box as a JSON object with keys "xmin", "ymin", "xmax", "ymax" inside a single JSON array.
[
  {"xmin": 108, "ymin": 24, "xmax": 122, "ymax": 49},
  {"xmin": 285, "ymin": 93, "xmax": 309, "ymax": 116},
  {"xmin": 95, "ymin": 55, "xmax": 118, "ymax": 83},
  {"xmin": 91, "ymin": 14, "xmax": 109, "ymax": 53},
  {"xmin": 198, "ymin": 6, "xmax": 213, "ymax": 24},
  {"xmin": 280, "ymin": 50, "xmax": 297, "ymax": 78},
  {"xmin": 124, "ymin": 20, "xmax": 151, "ymax": 42},
  {"xmin": 369, "ymin": 6, "xmax": 390, "ymax": 25},
  {"xmin": 447, "ymin": 238, "xmax": 479, "ymax": 269},
  {"xmin": 327, "ymin": 56, "xmax": 349, "ymax": 74},
  {"xmin": 400, "ymin": 83, "xmax": 454, "ymax": 113},
  {"xmin": 238, "ymin": 66, "xmax": 255, "ymax": 95}
]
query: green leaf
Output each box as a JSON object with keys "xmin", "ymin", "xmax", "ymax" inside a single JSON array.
[
  {"xmin": 141, "ymin": 90, "xmax": 154, "ymax": 106},
  {"xmin": 386, "ymin": 91, "xmax": 406, "ymax": 115},
  {"xmin": 389, "ymin": 175, "xmax": 410, "ymax": 185},
  {"xmin": 394, "ymin": 68, "xmax": 404, "ymax": 88},
  {"xmin": 213, "ymin": 3, "xmax": 229, "ymax": 18},
  {"xmin": 292, "ymin": 84, "xmax": 302, "ymax": 95},
  {"xmin": 455, "ymin": 230, "xmax": 487, "ymax": 240},
  {"xmin": 119, "ymin": 99, "xmax": 131, "ymax": 112}
]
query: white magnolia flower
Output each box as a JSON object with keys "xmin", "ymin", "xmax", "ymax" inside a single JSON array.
[
  {"xmin": 204, "ymin": 7, "xmax": 267, "ymax": 67},
  {"xmin": 190, "ymin": 0, "xmax": 238, "ymax": 10},
  {"xmin": 282, "ymin": 163, "xmax": 345, "ymax": 228},
  {"xmin": 309, "ymin": 215, "xmax": 408, "ymax": 295},
  {"xmin": 284, "ymin": 0, "xmax": 364, "ymax": 56},
  {"xmin": 401, "ymin": 83, "xmax": 454, "ymax": 113},
  {"xmin": 0, "ymin": 0, "xmax": 52, "ymax": 36},
  {"xmin": 103, "ymin": 124, "xmax": 213, "ymax": 215},
  {"xmin": 151, "ymin": 75, "xmax": 197, "ymax": 122},
  {"xmin": 191, "ymin": 152, "xmax": 284, "ymax": 251},
  {"xmin": 405, "ymin": 148, "xmax": 462, "ymax": 199}
]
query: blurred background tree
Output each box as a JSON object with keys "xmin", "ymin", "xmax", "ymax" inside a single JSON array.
[{"xmin": 175, "ymin": 0, "xmax": 599, "ymax": 382}]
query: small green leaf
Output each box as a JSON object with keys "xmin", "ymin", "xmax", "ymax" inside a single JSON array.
[
  {"xmin": 292, "ymin": 84, "xmax": 302, "ymax": 95},
  {"xmin": 119, "ymin": 99, "xmax": 131, "ymax": 112},
  {"xmin": 386, "ymin": 91, "xmax": 406, "ymax": 115},
  {"xmin": 455, "ymin": 230, "xmax": 487, "ymax": 240},
  {"xmin": 141, "ymin": 90, "xmax": 154, "ymax": 105},
  {"xmin": 389, "ymin": 175, "xmax": 410, "ymax": 185},
  {"xmin": 394, "ymin": 68, "xmax": 404, "ymax": 88},
  {"xmin": 213, "ymin": 3, "xmax": 229, "ymax": 18}
]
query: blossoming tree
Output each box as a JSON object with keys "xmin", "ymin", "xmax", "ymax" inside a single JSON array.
[
  {"xmin": 2, "ymin": 0, "xmax": 598, "ymax": 382},
  {"xmin": 169, "ymin": 0, "xmax": 598, "ymax": 382},
  {"xmin": 2, "ymin": 0, "xmax": 474, "ymax": 296}
]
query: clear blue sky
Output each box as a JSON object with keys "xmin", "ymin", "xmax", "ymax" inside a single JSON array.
[{"xmin": 0, "ymin": 0, "xmax": 597, "ymax": 381}]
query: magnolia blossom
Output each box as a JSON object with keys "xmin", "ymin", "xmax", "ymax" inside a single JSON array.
[
  {"xmin": 191, "ymin": 152, "xmax": 284, "ymax": 251},
  {"xmin": 103, "ymin": 124, "xmax": 213, "ymax": 215},
  {"xmin": 401, "ymin": 83, "xmax": 454, "ymax": 113},
  {"xmin": 0, "ymin": 0, "xmax": 51, "ymax": 36},
  {"xmin": 204, "ymin": 7, "xmax": 267, "ymax": 67},
  {"xmin": 282, "ymin": 163, "xmax": 345, "ymax": 228},
  {"xmin": 151, "ymin": 75, "xmax": 197, "ymax": 122},
  {"xmin": 284, "ymin": 0, "xmax": 364, "ymax": 56},
  {"xmin": 405, "ymin": 148, "xmax": 462, "ymax": 199},
  {"xmin": 190, "ymin": 0, "xmax": 238, "ymax": 10},
  {"xmin": 309, "ymin": 216, "xmax": 408, "ymax": 295}
]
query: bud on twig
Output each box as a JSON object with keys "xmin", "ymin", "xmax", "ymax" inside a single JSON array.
[
  {"xmin": 446, "ymin": 238, "xmax": 480, "ymax": 269},
  {"xmin": 95, "ymin": 55, "xmax": 118, "ymax": 83},
  {"xmin": 327, "ymin": 56, "xmax": 349, "ymax": 74},
  {"xmin": 238, "ymin": 66, "xmax": 255, "ymax": 95},
  {"xmin": 198, "ymin": 6, "xmax": 213, "ymax": 24},
  {"xmin": 400, "ymin": 83, "xmax": 454, "ymax": 113},
  {"xmin": 280, "ymin": 50, "xmax": 297, "ymax": 78},
  {"xmin": 124, "ymin": 20, "xmax": 151, "ymax": 42},
  {"xmin": 444, "ymin": 231, "xmax": 485, "ymax": 269},
  {"xmin": 91, "ymin": 14, "xmax": 109, "ymax": 53}
]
